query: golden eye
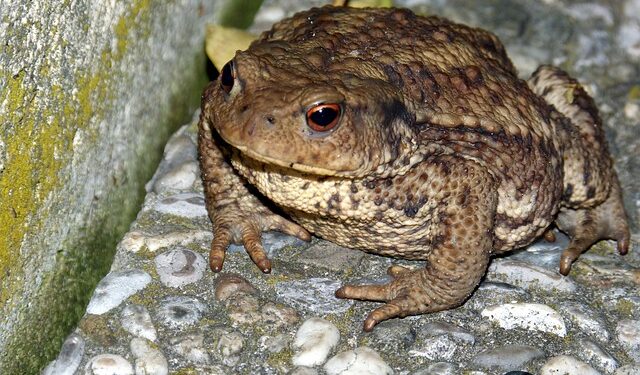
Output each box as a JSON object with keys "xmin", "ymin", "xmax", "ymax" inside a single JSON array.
[
  {"xmin": 306, "ymin": 103, "xmax": 341, "ymax": 132},
  {"xmin": 220, "ymin": 61, "xmax": 235, "ymax": 94}
]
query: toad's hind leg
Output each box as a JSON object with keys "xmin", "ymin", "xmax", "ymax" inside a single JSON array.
[
  {"xmin": 528, "ymin": 65, "xmax": 630, "ymax": 274},
  {"xmin": 556, "ymin": 174, "xmax": 630, "ymax": 275},
  {"xmin": 336, "ymin": 158, "xmax": 496, "ymax": 331}
]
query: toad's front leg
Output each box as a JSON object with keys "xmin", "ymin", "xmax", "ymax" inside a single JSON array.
[
  {"xmin": 336, "ymin": 158, "xmax": 496, "ymax": 331},
  {"xmin": 198, "ymin": 111, "xmax": 311, "ymax": 273}
]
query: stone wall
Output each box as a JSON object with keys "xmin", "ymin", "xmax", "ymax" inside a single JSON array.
[{"xmin": 0, "ymin": 1, "xmax": 221, "ymax": 372}]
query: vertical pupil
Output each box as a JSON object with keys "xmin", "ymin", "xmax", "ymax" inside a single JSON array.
[
  {"xmin": 221, "ymin": 61, "xmax": 234, "ymax": 91},
  {"xmin": 311, "ymin": 107, "xmax": 337, "ymax": 126}
]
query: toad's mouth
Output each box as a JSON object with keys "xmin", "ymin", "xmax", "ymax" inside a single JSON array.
[{"xmin": 215, "ymin": 128, "xmax": 358, "ymax": 178}]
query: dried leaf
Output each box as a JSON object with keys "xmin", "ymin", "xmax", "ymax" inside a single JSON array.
[{"xmin": 205, "ymin": 25, "xmax": 257, "ymax": 71}]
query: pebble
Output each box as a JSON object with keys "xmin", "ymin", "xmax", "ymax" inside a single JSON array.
[
  {"xmin": 412, "ymin": 362, "xmax": 455, "ymax": 375},
  {"xmin": 420, "ymin": 322, "xmax": 475, "ymax": 344},
  {"xmin": 154, "ymin": 248, "xmax": 206, "ymax": 288},
  {"xmin": 161, "ymin": 133, "xmax": 197, "ymax": 166},
  {"xmin": 227, "ymin": 230, "xmax": 306, "ymax": 256},
  {"xmin": 216, "ymin": 330, "xmax": 244, "ymax": 367},
  {"xmin": 296, "ymin": 241, "xmax": 364, "ymax": 272},
  {"xmin": 258, "ymin": 334, "xmax": 289, "ymax": 353},
  {"xmin": 261, "ymin": 301, "xmax": 300, "ymax": 329},
  {"xmin": 153, "ymin": 192, "xmax": 207, "ymax": 218},
  {"xmin": 471, "ymin": 345, "xmax": 544, "ymax": 371},
  {"xmin": 324, "ymin": 347, "xmax": 393, "ymax": 375},
  {"xmin": 84, "ymin": 354, "xmax": 134, "ymax": 375},
  {"xmin": 539, "ymin": 355, "xmax": 601, "ymax": 375},
  {"xmin": 481, "ymin": 303, "xmax": 567, "ymax": 336},
  {"xmin": 615, "ymin": 365, "xmax": 640, "ymax": 375},
  {"xmin": 156, "ymin": 296, "xmax": 206, "ymax": 329},
  {"xmin": 487, "ymin": 259, "xmax": 576, "ymax": 293},
  {"xmin": 409, "ymin": 335, "xmax": 457, "ymax": 360},
  {"xmin": 86, "ymin": 270, "xmax": 152, "ymax": 315},
  {"xmin": 225, "ymin": 293, "xmax": 262, "ymax": 325},
  {"xmin": 275, "ymin": 277, "xmax": 352, "ymax": 314},
  {"xmin": 371, "ymin": 320, "xmax": 416, "ymax": 352},
  {"xmin": 121, "ymin": 304, "xmax": 157, "ymax": 342},
  {"xmin": 169, "ymin": 334, "xmax": 210, "ymax": 364},
  {"xmin": 289, "ymin": 367, "xmax": 320, "ymax": 375},
  {"xmin": 214, "ymin": 273, "xmax": 258, "ymax": 301},
  {"xmin": 616, "ymin": 319, "xmax": 640, "ymax": 362},
  {"xmin": 130, "ymin": 337, "xmax": 169, "ymax": 375},
  {"xmin": 580, "ymin": 339, "xmax": 618, "ymax": 374},
  {"xmin": 120, "ymin": 229, "xmax": 212, "ymax": 253},
  {"xmin": 42, "ymin": 333, "xmax": 85, "ymax": 375},
  {"xmin": 152, "ymin": 161, "xmax": 199, "ymax": 193},
  {"xmin": 561, "ymin": 302, "xmax": 609, "ymax": 341},
  {"xmin": 292, "ymin": 318, "xmax": 340, "ymax": 367}
]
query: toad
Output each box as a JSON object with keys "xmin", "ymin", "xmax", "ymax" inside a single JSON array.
[{"xmin": 198, "ymin": 5, "xmax": 630, "ymax": 331}]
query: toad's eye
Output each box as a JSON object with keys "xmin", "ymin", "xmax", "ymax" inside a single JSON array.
[
  {"xmin": 306, "ymin": 103, "xmax": 342, "ymax": 132},
  {"xmin": 220, "ymin": 61, "xmax": 235, "ymax": 94}
]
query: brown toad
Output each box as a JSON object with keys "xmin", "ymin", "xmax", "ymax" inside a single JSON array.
[{"xmin": 198, "ymin": 5, "xmax": 630, "ymax": 331}]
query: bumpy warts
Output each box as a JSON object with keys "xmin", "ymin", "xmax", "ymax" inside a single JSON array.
[{"xmin": 198, "ymin": 5, "xmax": 631, "ymax": 330}]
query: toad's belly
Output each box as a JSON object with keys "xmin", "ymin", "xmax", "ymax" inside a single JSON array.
[{"xmin": 287, "ymin": 209, "xmax": 439, "ymax": 261}]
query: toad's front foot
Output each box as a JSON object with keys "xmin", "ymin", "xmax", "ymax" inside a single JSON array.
[
  {"xmin": 335, "ymin": 264, "xmax": 479, "ymax": 331},
  {"xmin": 210, "ymin": 199, "xmax": 311, "ymax": 273}
]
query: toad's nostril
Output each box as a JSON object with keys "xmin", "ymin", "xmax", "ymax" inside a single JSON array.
[{"xmin": 245, "ymin": 122, "xmax": 257, "ymax": 136}]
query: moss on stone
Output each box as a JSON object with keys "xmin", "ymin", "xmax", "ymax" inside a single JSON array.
[{"xmin": 0, "ymin": 3, "xmax": 209, "ymax": 372}]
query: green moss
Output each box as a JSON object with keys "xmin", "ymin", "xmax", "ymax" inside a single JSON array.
[{"xmin": 615, "ymin": 299, "xmax": 635, "ymax": 317}]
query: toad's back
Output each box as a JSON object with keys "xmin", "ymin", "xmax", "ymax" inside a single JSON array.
[{"xmin": 254, "ymin": 6, "xmax": 614, "ymax": 250}]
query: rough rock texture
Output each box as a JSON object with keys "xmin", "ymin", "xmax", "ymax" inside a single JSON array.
[
  {"xmin": 0, "ymin": 0, "xmax": 227, "ymax": 373},
  {"xmin": 50, "ymin": 0, "xmax": 640, "ymax": 374}
]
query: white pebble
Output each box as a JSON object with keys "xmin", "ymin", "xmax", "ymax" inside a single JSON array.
[
  {"xmin": 292, "ymin": 318, "xmax": 340, "ymax": 367},
  {"xmin": 581, "ymin": 340, "xmax": 618, "ymax": 374},
  {"xmin": 324, "ymin": 347, "xmax": 393, "ymax": 375},
  {"xmin": 408, "ymin": 335, "xmax": 457, "ymax": 360},
  {"xmin": 561, "ymin": 302, "xmax": 609, "ymax": 341},
  {"xmin": 616, "ymin": 319, "xmax": 640, "ymax": 362},
  {"xmin": 130, "ymin": 337, "xmax": 169, "ymax": 375},
  {"xmin": 154, "ymin": 248, "xmax": 206, "ymax": 287},
  {"xmin": 156, "ymin": 296, "xmax": 206, "ymax": 329},
  {"xmin": 488, "ymin": 259, "xmax": 576, "ymax": 293},
  {"xmin": 123, "ymin": 230, "xmax": 212, "ymax": 253},
  {"xmin": 152, "ymin": 161, "xmax": 199, "ymax": 192},
  {"xmin": 481, "ymin": 303, "xmax": 566, "ymax": 337},
  {"xmin": 121, "ymin": 304, "xmax": 157, "ymax": 342},
  {"xmin": 217, "ymin": 330, "xmax": 244, "ymax": 367},
  {"xmin": 86, "ymin": 270, "xmax": 151, "ymax": 315},
  {"xmin": 84, "ymin": 354, "xmax": 134, "ymax": 375},
  {"xmin": 42, "ymin": 333, "xmax": 85, "ymax": 375},
  {"xmin": 169, "ymin": 334, "xmax": 210, "ymax": 364},
  {"xmin": 540, "ymin": 355, "xmax": 601, "ymax": 375},
  {"xmin": 153, "ymin": 192, "xmax": 207, "ymax": 218}
]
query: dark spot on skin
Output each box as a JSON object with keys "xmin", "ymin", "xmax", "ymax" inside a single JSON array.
[
  {"xmin": 351, "ymin": 199, "xmax": 360, "ymax": 210},
  {"xmin": 301, "ymin": 182, "xmax": 310, "ymax": 190},
  {"xmin": 374, "ymin": 196, "xmax": 383, "ymax": 206},
  {"xmin": 375, "ymin": 212, "xmax": 384, "ymax": 221},
  {"xmin": 563, "ymin": 183, "xmax": 574, "ymax": 200},
  {"xmin": 384, "ymin": 65, "xmax": 404, "ymax": 88},
  {"xmin": 586, "ymin": 186, "xmax": 596, "ymax": 199},
  {"xmin": 350, "ymin": 184, "xmax": 358, "ymax": 194}
]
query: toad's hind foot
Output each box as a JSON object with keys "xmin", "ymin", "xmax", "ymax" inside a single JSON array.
[
  {"xmin": 336, "ymin": 260, "xmax": 488, "ymax": 331},
  {"xmin": 556, "ymin": 174, "xmax": 630, "ymax": 275}
]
